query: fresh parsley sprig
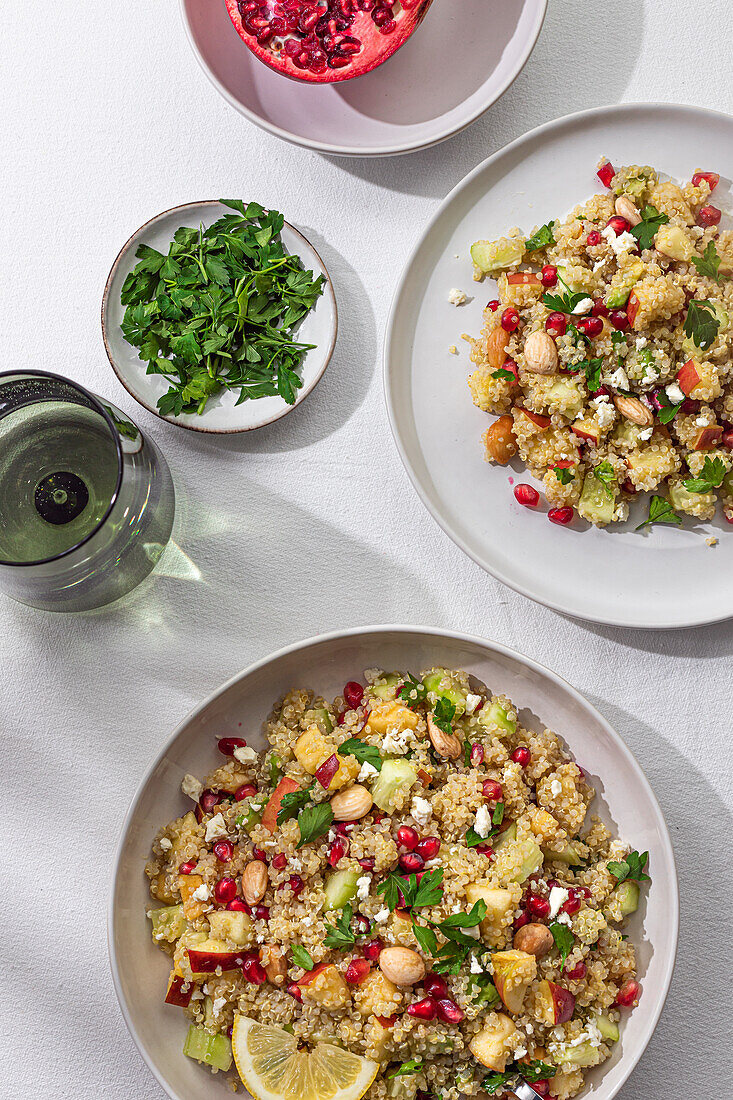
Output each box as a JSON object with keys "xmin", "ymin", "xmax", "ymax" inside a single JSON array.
[
  {"xmin": 398, "ymin": 674, "xmax": 428, "ymax": 709},
  {"xmin": 683, "ymin": 456, "xmax": 727, "ymax": 493},
  {"xmin": 491, "ymin": 367, "xmax": 517, "ymax": 381},
  {"xmin": 323, "ymin": 904, "xmax": 356, "ymax": 949},
  {"xmin": 684, "ymin": 299, "xmax": 720, "ymax": 350},
  {"xmin": 593, "ymin": 461, "xmax": 616, "ymax": 498},
  {"xmin": 296, "ymin": 803, "xmax": 334, "ymax": 848},
  {"xmin": 635, "ymin": 495, "xmax": 682, "ymax": 530},
  {"xmin": 482, "ymin": 1062, "xmax": 556, "ymax": 1094},
  {"xmin": 554, "ymin": 466, "xmax": 575, "ymax": 485},
  {"xmin": 692, "ymin": 241, "xmax": 723, "ymax": 284},
  {"xmin": 387, "ymin": 1060, "xmax": 425, "ymax": 1079},
  {"xmin": 608, "ymin": 850, "xmax": 650, "ymax": 883},
  {"xmin": 277, "ymin": 784, "xmax": 314, "ymax": 826},
  {"xmin": 338, "ymin": 738, "xmax": 382, "ymax": 772},
  {"xmin": 549, "ymin": 921, "xmax": 575, "ymax": 966},
  {"xmin": 525, "ymin": 222, "xmax": 556, "ymax": 252},
  {"xmin": 290, "ymin": 945, "xmax": 314, "ymax": 971},
  {"xmin": 432, "ymin": 697, "xmax": 457, "ymax": 735},
  {"xmin": 376, "ymin": 868, "xmax": 444, "ymax": 911},
  {"xmin": 630, "ymin": 204, "xmax": 669, "ymax": 251}
]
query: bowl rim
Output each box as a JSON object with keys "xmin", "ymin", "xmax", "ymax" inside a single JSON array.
[
  {"xmin": 101, "ymin": 200, "xmax": 338, "ymax": 434},
  {"xmin": 178, "ymin": 0, "xmax": 548, "ymax": 158},
  {"xmin": 108, "ymin": 623, "xmax": 679, "ymax": 1100},
  {"xmin": 383, "ymin": 100, "xmax": 733, "ymax": 627}
]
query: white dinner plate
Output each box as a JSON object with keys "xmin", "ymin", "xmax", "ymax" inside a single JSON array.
[
  {"xmin": 110, "ymin": 625, "xmax": 677, "ymax": 1100},
  {"xmin": 102, "ymin": 201, "xmax": 337, "ymax": 433},
  {"xmin": 180, "ymin": 0, "xmax": 547, "ymax": 157},
  {"xmin": 385, "ymin": 103, "xmax": 733, "ymax": 628}
]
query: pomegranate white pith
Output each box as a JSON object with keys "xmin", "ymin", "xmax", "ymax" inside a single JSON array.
[{"xmin": 225, "ymin": 0, "xmax": 434, "ymax": 84}]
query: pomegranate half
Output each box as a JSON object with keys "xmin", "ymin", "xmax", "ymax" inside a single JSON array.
[{"xmin": 225, "ymin": 0, "xmax": 434, "ymax": 84}]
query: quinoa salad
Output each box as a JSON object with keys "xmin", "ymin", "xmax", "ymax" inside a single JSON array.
[
  {"xmin": 464, "ymin": 161, "xmax": 733, "ymax": 529},
  {"xmin": 146, "ymin": 667, "xmax": 649, "ymax": 1100}
]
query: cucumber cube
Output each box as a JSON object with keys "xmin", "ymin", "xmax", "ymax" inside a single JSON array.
[
  {"xmin": 470, "ymin": 239, "xmax": 524, "ymax": 274},
  {"xmin": 479, "ymin": 700, "xmax": 517, "ymax": 736},
  {"xmin": 595, "ymin": 1014, "xmax": 620, "ymax": 1042},
  {"xmin": 149, "ymin": 905, "xmax": 187, "ymax": 943},
  {"xmin": 323, "ymin": 869, "xmax": 359, "ymax": 912},
  {"xmin": 615, "ymin": 880, "xmax": 640, "ymax": 916},
  {"xmin": 370, "ymin": 758, "xmax": 418, "ymax": 812},
  {"xmin": 183, "ymin": 1025, "xmax": 232, "ymax": 1072},
  {"xmin": 370, "ymin": 673, "xmax": 403, "ymax": 701}
]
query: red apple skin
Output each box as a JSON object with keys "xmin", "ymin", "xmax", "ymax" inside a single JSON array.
[
  {"xmin": 571, "ymin": 424, "xmax": 601, "ymax": 445},
  {"xmin": 548, "ymin": 981, "xmax": 576, "ymax": 1025},
  {"xmin": 517, "ymin": 408, "xmax": 551, "ymax": 430},
  {"xmin": 297, "ymin": 962, "xmax": 331, "ymax": 987},
  {"xmin": 507, "ymin": 272, "xmax": 542, "ymax": 286},
  {"xmin": 627, "ymin": 292, "xmax": 640, "ymax": 327},
  {"xmin": 676, "ymin": 358, "xmax": 701, "ymax": 396},
  {"xmin": 187, "ymin": 948, "xmax": 243, "ymax": 973},
  {"xmin": 692, "ymin": 425, "xmax": 723, "ymax": 450},
  {"xmin": 165, "ymin": 974, "xmax": 193, "ymax": 1007}
]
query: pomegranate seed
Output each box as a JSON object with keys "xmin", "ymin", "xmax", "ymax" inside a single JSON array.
[
  {"xmin": 283, "ymin": 874, "xmax": 304, "ymax": 895},
  {"xmin": 214, "ymin": 876, "xmax": 238, "ymax": 904},
  {"xmin": 576, "ymin": 885, "xmax": 592, "ymax": 899},
  {"xmin": 397, "ymin": 826, "xmax": 419, "ymax": 850},
  {"xmin": 363, "ymin": 939, "xmax": 382, "ymax": 961},
  {"xmin": 218, "ymin": 736, "xmax": 247, "ymax": 756},
  {"xmin": 235, "ymin": 783, "xmax": 257, "ymax": 802},
  {"xmin": 423, "ymin": 974, "xmax": 448, "ymax": 999},
  {"xmin": 562, "ymin": 894, "xmax": 582, "ymax": 916},
  {"xmin": 227, "ymin": 898, "xmax": 249, "ymax": 912},
  {"xmin": 415, "ymin": 836, "xmax": 441, "ymax": 861},
  {"xmin": 540, "ymin": 265, "xmax": 558, "ymax": 287},
  {"xmin": 345, "ymin": 958, "xmax": 371, "ymax": 984},
  {"xmin": 337, "ymin": 711, "xmax": 347, "ymax": 725},
  {"xmin": 578, "ymin": 316, "xmax": 603, "ymax": 338},
  {"xmin": 399, "ymin": 851, "xmax": 425, "ymax": 873},
  {"xmin": 469, "ymin": 743, "xmax": 485, "ymax": 767},
  {"xmin": 407, "ymin": 996, "xmax": 438, "ymax": 1020},
  {"xmin": 606, "ymin": 215, "xmax": 630, "ymax": 235},
  {"xmin": 615, "ymin": 979, "xmax": 641, "ymax": 1008},
  {"xmin": 514, "ymin": 909, "xmax": 530, "ymax": 931},
  {"xmin": 545, "ymin": 312, "xmax": 567, "ymax": 336},
  {"xmin": 697, "ymin": 204, "xmax": 721, "ymax": 227},
  {"xmin": 532, "ymin": 1083, "xmax": 551, "ymax": 1098},
  {"xmin": 476, "ymin": 845, "xmax": 494, "ymax": 859},
  {"xmin": 511, "ymin": 746, "xmax": 531, "ymax": 767},
  {"xmin": 343, "ymin": 681, "xmax": 364, "ymax": 708},
  {"xmin": 272, "ymin": 853, "xmax": 288, "ymax": 870},
  {"xmin": 287, "ymin": 982, "xmax": 303, "ymax": 1001},
  {"xmin": 586, "ymin": 229, "xmax": 602, "ymax": 246},
  {"xmin": 486, "ymin": 299, "xmax": 500, "ymax": 312},
  {"xmin": 609, "ymin": 309, "xmax": 629, "ymax": 330},
  {"xmin": 242, "ymin": 956, "xmax": 267, "ymax": 984},
  {"xmin": 253, "ymin": 904, "xmax": 270, "ymax": 920},
  {"xmin": 501, "ymin": 307, "xmax": 520, "ymax": 332},
  {"xmin": 528, "ymin": 894, "xmax": 550, "ymax": 919},
  {"xmin": 681, "ymin": 398, "xmax": 700, "ymax": 414},
  {"xmin": 213, "ymin": 840, "xmax": 234, "ymax": 863},
  {"xmin": 514, "ymin": 483, "xmax": 540, "ymax": 508},
  {"xmin": 335, "ymin": 822, "xmax": 354, "ymax": 836},
  {"xmin": 199, "ymin": 789, "xmax": 222, "ymax": 815},
  {"xmin": 722, "ymin": 429, "xmax": 733, "ymax": 450},
  {"xmin": 372, "ymin": 811, "xmax": 384, "ymax": 823},
  {"xmin": 353, "ymin": 914, "xmax": 371, "ymax": 935},
  {"xmin": 591, "ymin": 297, "xmax": 608, "ymax": 317},
  {"xmin": 565, "ymin": 960, "xmax": 587, "ymax": 980},
  {"xmin": 692, "ymin": 170, "xmax": 719, "ymax": 190},
  {"xmin": 327, "ymin": 838, "xmax": 348, "ymax": 867},
  {"xmin": 178, "ymin": 860, "xmax": 197, "ymax": 875},
  {"xmin": 482, "ymin": 779, "xmax": 503, "ymax": 801},
  {"xmin": 549, "ymin": 506, "xmax": 574, "ymax": 526},
  {"xmin": 252, "ymin": 847, "xmax": 267, "ymax": 862},
  {"xmin": 358, "ymin": 857, "xmax": 375, "ymax": 871},
  {"xmin": 436, "ymin": 998, "xmax": 464, "ymax": 1024},
  {"xmin": 597, "ymin": 161, "xmax": 616, "ymax": 188},
  {"xmin": 315, "ymin": 753, "xmax": 340, "ymax": 790}
]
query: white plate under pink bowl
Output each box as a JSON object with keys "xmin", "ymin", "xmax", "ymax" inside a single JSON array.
[
  {"xmin": 180, "ymin": 0, "xmax": 547, "ymax": 157},
  {"xmin": 385, "ymin": 103, "xmax": 733, "ymax": 628},
  {"xmin": 110, "ymin": 625, "xmax": 678, "ymax": 1100}
]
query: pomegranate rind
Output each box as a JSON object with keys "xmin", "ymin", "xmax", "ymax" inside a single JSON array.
[{"xmin": 225, "ymin": 1, "xmax": 434, "ymax": 85}]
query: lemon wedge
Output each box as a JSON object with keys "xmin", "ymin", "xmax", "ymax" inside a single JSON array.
[{"xmin": 232, "ymin": 1017, "xmax": 379, "ymax": 1100}]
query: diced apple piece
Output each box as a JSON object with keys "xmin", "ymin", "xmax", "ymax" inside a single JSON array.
[
  {"xmin": 468, "ymin": 1013, "xmax": 518, "ymax": 1072},
  {"xmin": 295, "ymin": 726, "xmax": 334, "ymax": 774},
  {"xmin": 655, "ymin": 223, "xmax": 693, "ymax": 261},
  {"xmin": 364, "ymin": 1017, "xmax": 394, "ymax": 1060},
  {"xmin": 165, "ymin": 972, "xmax": 194, "ymax": 1007},
  {"xmin": 179, "ymin": 875, "xmax": 208, "ymax": 921},
  {"xmin": 676, "ymin": 358, "xmax": 701, "ymax": 396},
  {"xmin": 471, "ymin": 238, "xmax": 524, "ymax": 275},
  {"xmin": 627, "ymin": 292, "xmax": 640, "ymax": 327},
  {"xmin": 534, "ymin": 979, "xmax": 576, "ymax": 1026},
  {"xmin": 187, "ymin": 939, "xmax": 243, "ymax": 974},
  {"xmin": 300, "ymin": 962, "xmax": 350, "ymax": 1009},
  {"xmin": 571, "ymin": 418, "xmax": 601, "ymax": 445},
  {"xmin": 692, "ymin": 424, "xmax": 723, "ymax": 450},
  {"xmin": 506, "ymin": 272, "xmax": 541, "ymax": 286},
  {"xmin": 466, "ymin": 885, "xmax": 515, "ymax": 944},
  {"xmin": 491, "ymin": 950, "xmax": 537, "ymax": 1013},
  {"xmin": 208, "ymin": 908, "xmax": 254, "ymax": 947},
  {"xmin": 366, "ymin": 701, "xmax": 419, "ymax": 736},
  {"xmin": 516, "ymin": 407, "xmax": 551, "ymax": 431},
  {"xmin": 355, "ymin": 971, "xmax": 399, "ymax": 1017},
  {"xmin": 261, "ymin": 777, "xmax": 300, "ymax": 832}
]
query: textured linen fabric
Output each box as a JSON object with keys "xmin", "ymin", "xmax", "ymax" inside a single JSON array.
[{"xmin": 1, "ymin": 0, "xmax": 732, "ymax": 1096}]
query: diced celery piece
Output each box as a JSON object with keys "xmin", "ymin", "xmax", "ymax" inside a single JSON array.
[
  {"xmin": 614, "ymin": 880, "xmax": 640, "ymax": 916},
  {"xmin": 512, "ymin": 838, "xmax": 544, "ymax": 883},
  {"xmin": 370, "ymin": 758, "xmax": 418, "ymax": 812},
  {"xmin": 578, "ymin": 468, "xmax": 616, "ymax": 526},
  {"xmin": 370, "ymin": 673, "xmax": 402, "ymax": 701},
  {"xmin": 269, "ymin": 752, "xmax": 282, "ymax": 785},
  {"xmin": 723, "ymin": 470, "xmax": 733, "ymax": 497},
  {"xmin": 471, "ymin": 238, "xmax": 524, "ymax": 274},
  {"xmin": 478, "ymin": 700, "xmax": 516, "ymax": 736},
  {"xmin": 668, "ymin": 480, "xmax": 712, "ymax": 515},
  {"xmin": 149, "ymin": 905, "xmax": 187, "ymax": 943},
  {"xmin": 422, "ymin": 671, "xmax": 466, "ymax": 715},
  {"xmin": 612, "ymin": 420, "xmax": 644, "ymax": 448},
  {"xmin": 543, "ymin": 842, "xmax": 583, "ymax": 866},
  {"xmin": 323, "ymin": 869, "xmax": 359, "ymax": 912},
  {"xmin": 236, "ymin": 803, "xmax": 262, "ymax": 833},
  {"xmin": 596, "ymin": 1014, "xmax": 620, "ymax": 1042},
  {"xmin": 387, "ymin": 1076, "xmax": 419, "ymax": 1100},
  {"xmin": 182, "ymin": 1025, "xmax": 233, "ymax": 1072},
  {"xmin": 554, "ymin": 1039, "xmax": 600, "ymax": 1067},
  {"xmin": 313, "ymin": 707, "xmax": 334, "ymax": 734}
]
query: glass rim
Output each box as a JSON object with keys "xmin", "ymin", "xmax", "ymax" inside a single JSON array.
[{"xmin": 0, "ymin": 369, "xmax": 125, "ymax": 568}]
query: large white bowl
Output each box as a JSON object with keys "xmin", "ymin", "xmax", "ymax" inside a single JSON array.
[{"xmin": 109, "ymin": 626, "xmax": 678, "ymax": 1100}]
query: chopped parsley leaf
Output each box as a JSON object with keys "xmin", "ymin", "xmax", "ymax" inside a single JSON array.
[
  {"xmin": 684, "ymin": 299, "xmax": 720, "ymax": 350},
  {"xmin": 549, "ymin": 921, "xmax": 575, "ymax": 966},
  {"xmin": 682, "ymin": 455, "xmax": 727, "ymax": 493},
  {"xmin": 525, "ymin": 222, "xmax": 556, "ymax": 252},
  {"xmin": 692, "ymin": 240, "xmax": 722, "ymax": 284},
  {"xmin": 554, "ymin": 466, "xmax": 575, "ymax": 485},
  {"xmin": 323, "ymin": 904, "xmax": 356, "ymax": 949},
  {"xmin": 290, "ymin": 945, "xmax": 314, "ymax": 970},
  {"xmin": 432, "ymin": 696, "xmax": 456, "ymax": 736},
  {"xmin": 630, "ymin": 204, "xmax": 669, "ymax": 251},
  {"xmin": 338, "ymin": 737, "xmax": 382, "ymax": 772},
  {"xmin": 296, "ymin": 802, "xmax": 334, "ymax": 848},
  {"xmin": 593, "ymin": 461, "xmax": 616, "ymax": 498},
  {"xmin": 608, "ymin": 850, "xmax": 650, "ymax": 883},
  {"xmin": 635, "ymin": 495, "xmax": 682, "ymax": 530}
]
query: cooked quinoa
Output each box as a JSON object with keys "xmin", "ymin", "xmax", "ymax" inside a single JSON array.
[
  {"xmin": 464, "ymin": 161, "xmax": 733, "ymax": 528},
  {"xmin": 146, "ymin": 667, "xmax": 648, "ymax": 1100}
]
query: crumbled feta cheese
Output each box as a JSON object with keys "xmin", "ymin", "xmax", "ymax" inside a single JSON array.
[
  {"xmin": 191, "ymin": 883, "xmax": 211, "ymax": 902},
  {"xmin": 474, "ymin": 805, "xmax": 493, "ymax": 839},
  {"xmin": 548, "ymin": 885, "xmax": 570, "ymax": 918},
  {"xmin": 592, "ymin": 397, "xmax": 616, "ymax": 429},
  {"xmin": 233, "ymin": 745, "xmax": 257, "ymax": 764},
  {"xmin": 642, "ymin": 365, "xmax": 660, "ymax": 384},
  {"xmin": 609, "ymin": 366, "xmax": 629, "ymax": 390},
  {"xmin": 638, "ymin": 426, "xmax": 653, "ymax": 441},
  {"xmin": 465, "ymin": 693, "xmax": 482, "ymax": 715},
  {"xmin": 411, "ymin": 796, "xmax": 433, "ymax": 826},
  {"xmin": 181, "ymin": 774, "xmax": 203, "ymax": 801},
  {"xmin": 513, "ymin": 1046, "xmax": 527, "ymax": 1060},
  {"xmin": 423, "ymin": 858, "xmax": 441, "ymax": 869},
  {"xmin": 159, "ymin": 837, "xmax": 172, "ymax": 851},
  {"xmin": 356, "ymin": 875, "xmax": 372, "ymax": 901},
  {"xmin": 556, "ymin": 912, "xmax": 573, "ymax": 927},
  {"xmin": 614, "ymin": 501, "xmax": 630, "ymax": 522},
  {"xmin": 665, "ymin": 382, "xmax": 685, "ymax": 404},
  {"xmin": 382, "ymin": 727, "xmax": 414, "ymax": 755},
  {"xmin": 592, "ymin": 258, "xmax": 608, "ymax": 273},
  {"xmin": 448, "ymin": 287, "xmax": 468, "ymax": 306},
  {"xmin": 695, "ymin": 415, "xmax": 711, "ymax": 427},
  {"xmin": 205, "ymin": 813, "xmax": 228, "ymax": 843},
  {"xmin": 635, "ymin": 336, "xmax": 648, "ymax": 349},
  {"xmin": 571, "ymin": 297, "xmax": 594, "ymax": 315},
  {"xmin": 290, "ymin": 857, "xmax": 302, "ymax": 872},
  {"xmin": 469, "ymin": 955, "xmax": 483, "ymax": 975},
  {"xmin": 212, "ymin": 997, "xmax": 227, "ymax": 1017},
  {"xmin": 374, "ymin": 907, "xmax": 390, "ymax": 924},
  {"xmin": 358, "ymin": 761, "xmax": 379, "ymax": 782},
  {"xmin": 601, "ymin": 226, "xmax": 637, "ymax": 255},
  {"xmin": 549, "ymin": 779, "xmax": 562, "ymax": 797}
]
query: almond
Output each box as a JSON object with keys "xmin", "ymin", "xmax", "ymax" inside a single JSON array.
[
  {"xmin": 613, "ymin": 394, "xmax": 654, "ymax": 426},
  {"xmin": 329, "ymin": 784, "xmax": 373, "ymax": 822},
  {"xmin": 378, "ymin": 946, "xmax": 426, "ymax": 987},
  {"xmin": 427, "ymin": 713, "xmax": 462, "ymax": 760},
  {"xmin": 614, "ymin": 195, "xmax": 642, "ymax": 226},
  {"xmin": 261, "ymin": 945, "xmax": 288, "ymax": 984},
  {"xmin": 523, "ymin": 330, "xmax": 558, "ymax": 375},
  {"xmin": 242, "ymin": 859, "xmax": 268, "ymax": 905},
  {"xmin": 486, "ymin": 326, "xmax": 511, "ymax": 369}
]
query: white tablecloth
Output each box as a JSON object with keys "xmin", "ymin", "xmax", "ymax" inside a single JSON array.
[{"xmin": 2, "ymin": 1, "xmax": 732, "ymax": 1095}]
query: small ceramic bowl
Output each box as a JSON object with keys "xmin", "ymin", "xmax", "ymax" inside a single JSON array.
[
  {"xmin": 110, "ymin": 625, "xmax": 678, "ymax": 1100},
  {"xmin": 102, "ymin": 201, "xmax": 337, "ymax": 433}
]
